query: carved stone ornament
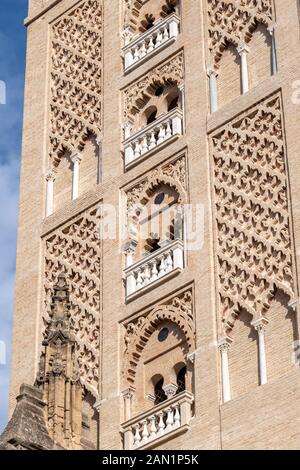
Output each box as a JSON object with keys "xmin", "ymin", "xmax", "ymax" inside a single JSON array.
[
  {"xmin": 207, "ymin": 0, "xmax": 274, "ymax": 67},
  {"xmin": 123, "ymin": 289, "xmax": 194, "ymax": 386},
  {"xmin": 36, "ymin": 274, "xmax": 83, "ymax": 449},
  {"xmin": 123, "ymin": 52, "xmax": 184, "ymax": 121},
  {"xmin": 44, "ymin": 204, "xmax": 101, "ymax": 397},
  {"xmin": 126, "ymin": 155, "xmax": 187, "ymax": 209},
  {"xmin": 49, "ymin": 0, "xmax": 103, "ymax": 165},
  {"xmin": 211, "ymin": 93, "xmax": 295, "ymax": 335}
]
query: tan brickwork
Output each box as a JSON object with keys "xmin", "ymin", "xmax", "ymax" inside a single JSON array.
[{"xmin": 6, "ymin": 0, "xmax": 300, "ymax": 450}]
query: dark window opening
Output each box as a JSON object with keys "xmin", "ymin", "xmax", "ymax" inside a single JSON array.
[
  {"xmin": 154, "ymin": 192, "xmax": 165, "ymax": 205},
  {"xmin": 145, "ymin": 14, "xmax": 155, "ymax": 31},
  {"xmin": 155, "ymin": 86, "xmax": 164, "ymax": 97},
  {"xmin": 168, "ymin": 96, "xmax": 179, "ymax": 111},
  {"xmin": 165, "ymin": 0, "xmax": 176, "ymax": 15},
  {"xmin": 154, "ymin": 378, "xmax": 168, "ymax": 405},
  {"xmin": 158, "ymin": 327, "xmax": 169, "ymax": 342},
  {"xmin": 176, "ymin": 366, "xmax": 186, "ymax": 394},
  {"xmin": 147, "ymin": 109, "xmax": 157, "ymax": 124},
  {"xmin": 146, "ymin": 237, "xmax": 161, "ymax": 253}
]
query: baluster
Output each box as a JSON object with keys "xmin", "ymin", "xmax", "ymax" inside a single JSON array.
[
  {"xmin": 158, "ymin": 255, "xmax": 166, "ymax": 277},
  {"xmin": 150, "ymin": 260, "xmax": 158, "ymax": 282},
  {"xmin": 141, "ymin": 419, "xmax": 149, "ymax": 444},
  {"xmin": 133, "ymin": 423, "xmax": 142, "ymax": 447},
  {"xmin": 136, "ymin": 269, "xmax": 143, "ymax": 289},
  {"xmin": 149, "ymin": 130, "xmax": 156, "ymax": 149},
  {"xmin": 157, "ymin": 125, "xmax": 166, "ymax": 145},
  {"xmin": 156, "ymin": 30, "xmax": 163, "ymax": 47},
  {"xmin": 149, "ymin": 415, "xmax": 157, "ymax": 439},
  {"xmin": 157, "ymin": 411, "xmax": 165, "ymax": 436},
  {"xmin": 148, "ymin": 35, "xmax": 154, "ymax": 53},
  {"xmin": 133, "ymin": 46, "xmax": 139, "ymax": 62},
  {"xmin": 173, "ymin": 404, "xmax": 180, "ymax": 428},
  {"xmin": 143, "ymin": 264, "xmax": 151, "ymax": 286},
  {"xmin": 163, "ymin": 25, "xmax": 169, "ymax": 41},
  {"xmin": 166, "ymin": 251, "xmax": 173, "ymax": 272},
  {"xmin": 134, "ymin": 141, "xmax": 141, "ymax": 159},
  {"xmin": 141, "ymin": 135, "xmax": 148, "ymax": 154},
  {"xmin": 165, "ymin": 407, "xmax": 174, "ymax": 433},
  {"xmin": 140, "ymin": 40, "xmax": 147, "ymax": 57},
  {"xmin": 165, "ymin": 121, "xmax": 172, "ymax": 139}
]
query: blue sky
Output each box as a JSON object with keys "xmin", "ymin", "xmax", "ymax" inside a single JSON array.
[{"xmin": 0, "ymin": 0, "xmax": 27, "ymax": 431}]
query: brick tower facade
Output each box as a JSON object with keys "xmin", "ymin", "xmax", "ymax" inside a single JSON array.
[{"xmin": 1, "ymin": 0, "xmax": 300, "ymax": 450}]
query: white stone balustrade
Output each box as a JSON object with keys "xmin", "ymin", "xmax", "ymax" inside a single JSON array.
[
  {"xmin": 123, "ymin": 108, "xmax": 183, "ymax": 168},
  {"xmin": 125, "ymin": 239, "xmax": 184, "ymax": 299},
  {"xmin": 122, "ymin": 391, "xmax": 194, "ymax": 450},
  {"xmin": 123, "ymin": 13, "xmax": 180, "ymax": 71}
]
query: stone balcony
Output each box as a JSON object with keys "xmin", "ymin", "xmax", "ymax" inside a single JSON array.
[
  {"xmin": 121, "ymin": 391, "xmax": 194, "ymax": 450},
  {"xmin": 123, "ymin": 13, "xmax": 180, "ymax": 73},
  {"xmin": 123, "ymin": 108, "xmax": 183, "ymax": 169},
  {"xmin": 124, "ymin": 239, "xmax": 184, "ymax": 301}
]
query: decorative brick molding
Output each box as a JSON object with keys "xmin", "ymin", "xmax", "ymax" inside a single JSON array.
[
  {"xmin": 207, "ymin": 0, "xmax": 274, "ymax": 67},
  {"xmin": 43, "ymin": 203, "xmax": 101, "ymax": 397},
  {"xmin": 123, "ymin": 289, "xmax": 195, "ymax": 386},
  {"xmin": 126, "ymin": 154, "xmax": 187, "ymax": 209},
  {"xmin": 210, "ymin": 93, "xmax": 295, "ymax": 335},
  {"xmin": 49, "ymin": 0, "xmax": 103, "ymax": 166},
  {"xmin": 123, "ymin": 52, "xmax": 184, "ymax": 122}
]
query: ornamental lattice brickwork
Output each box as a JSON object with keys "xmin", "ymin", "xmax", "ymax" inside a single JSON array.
[{"xmin": 2, "ymin": 0, "xmax": 300, "ymax": 451}]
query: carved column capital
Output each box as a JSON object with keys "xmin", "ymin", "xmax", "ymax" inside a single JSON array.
[
  {"xmin": 237, "ymin": 41, "xmax": 250, "ymax": 55},
  {"xmin": 207, "ymin": 64, "xmax": 218, "ymax": 78},
  {"xmin": 163, "ymin": 383, "xmax": 178, "ymax": 399},
  {"xmin": 288, "ymin": 298, "xmax": 299, "ymax": 312},
  {"xmin": 121, "ymin": 386, "xmax": 135, "ymax": 400},
  {"xmin": 45, "ymin": 169, "xmax": 56, "ymax": 181},
  {"xmin": 217, "ymin": 336, "xmax": 232, "ymax": 352},
  {"xmin": 123, "ymin": 239, "xmax": 138, "ymax": 255},
  {"xmin": 187, "ymin": 351, "xmax": 196, "ymax": 364},
  {"xmin": 71, "ymin": 153, "xmax": 82, "ymax": 164},
  {"xmin": 267, "ymin": 23, "xmax": 276, "ymax": 36},
  {"xmin": 122, "ymin": 26, "xmax": 134, "ymax": 46},
  {"xmin": 251, "ymin": 317, "xmax": 269, "ymax": 333}
]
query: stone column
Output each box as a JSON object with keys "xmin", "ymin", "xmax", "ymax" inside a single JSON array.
[
  {"xmin": 178, "ymin": 83, "xmax": 185, "ymax": 132},
  {"xmin": 251, "ymin": 317, "xmax": 269, "ymax": 386},
  {"xmin": 207, "ymin": 66, "xmax": 218, "ymax": 113},
  {"xmin": 45, "ymin": 170, "xmax": 56, "ymax": 217},
  {"xmin": 237, "ymin": 42, "xmax": 250, "ymax": 95},
  {"xmin": 218, "ymin": 336, "xmax": 232, "ymax": 403},
  {"xmin": 71, "ymin": 154, "xmax": 82, "ymax": 200},
  {"xmin": 122, "ymin": 387, "xmax": 135, "ymax": 422},
  {"xmin": 268, "ymin": 25, "xmax": 278, "ymax": 75},
  {"xmin": 124, "ymin": 240, "xmax": 137, "ymax": 296},
  {"xmin": 172, "ymin": 242, "xmax": 184, "ymax": 269}
]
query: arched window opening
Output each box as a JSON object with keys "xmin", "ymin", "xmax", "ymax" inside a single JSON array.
[
  {"xmin": 154, "ymin": 377, "xmax": 168, "ymax": 405},
  {"xmin": 168, "ymin": 96, "xmax": 179, "ymax": 112},
  {"xmin": 140, "ymin": 13, "xmax": 156, "ymax": 33},
  {"xmin": 168, "ymin": 95, "xmax": 179, "ymax": 111},
  {"xmin": 147, "ymin": 110, "xmax": 157, "ymax": 124},
  {"xmin": 176, "ymin": 365, "xmax": 186, "ymax": 394},
  {"xmin": 145, "ymin": 236, "xmax": 161, "ymax": 254},
  {"xmin": 144, "ymin": 106, "xmax": 158, "ymax": 125},
  {"xmin": 162, "ymin": 0, "xmax": 177, "ymax": 16},
  {"xmin": 155, "ymin": 86, "xmax": 164, "ymax": 97}
]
